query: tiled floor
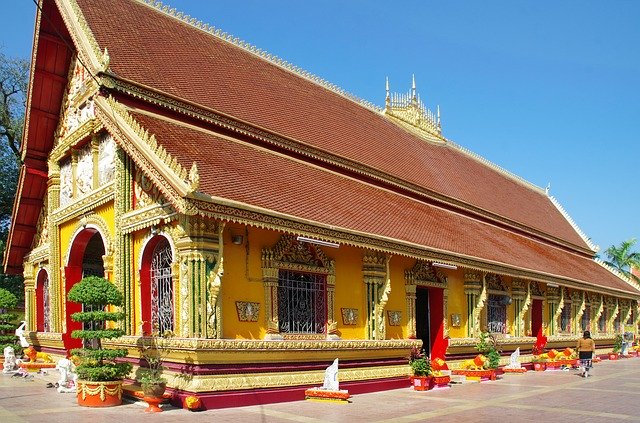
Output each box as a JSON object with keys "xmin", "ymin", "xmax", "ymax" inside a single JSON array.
[{"xmin": 1, "ymin": 358, "xmax": 639, "ymax": 422}]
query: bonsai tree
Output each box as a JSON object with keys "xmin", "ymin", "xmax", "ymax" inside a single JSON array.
[
  {"xmin": 476, "ymin": 331, "xmax": 501, "ymax": 369},
  {"xmin": 0, "ymin": 288, "xmax": 21, "ymax": 356},
  {"xmin": 68, "ymin": 276, "xmax": 132, "ymax": 381}
]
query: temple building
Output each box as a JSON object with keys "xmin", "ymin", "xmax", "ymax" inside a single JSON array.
[{"xmin": 4, "ymin": 0, "xmax": 640, "ymax": 408}]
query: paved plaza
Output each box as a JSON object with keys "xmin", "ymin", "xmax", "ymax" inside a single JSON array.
[{"xmin": 1, "ymin": 358, "xmax": 640, "ymax": 422}]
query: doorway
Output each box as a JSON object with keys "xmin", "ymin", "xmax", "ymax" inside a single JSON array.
[
  {"xmin": 63, "ymin": 229, "xmax": 105, "ymax": 351},
  {"xmin": 416, "ymin": 288, "xmax": 431, "ymax": 353},
  {"xmin": 531, "ymin": 299, "xmax": 543, "ymax": 337}
]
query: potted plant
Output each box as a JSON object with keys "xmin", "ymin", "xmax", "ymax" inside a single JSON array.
[
  {"xmin": 476, "ymin": 332, "xmax": 501, "ymax": 371},
  {"xmin": 610, "ymin": 334, "xmax": 623, "ymax": 360},
  {"xmin": 136, "ymin": 326, "xmax": 172, "ymax": 412},
  {"xmin": 409, "ymin": 347, "xmax": 432, "ymax": 390},
  {"xmin": 68, "ymin": 276, "xmax": 132, "ymax": 407},
  {"xmin": 531, "ymin": 356, "xmax": 547, "ymax": 371},
  {"xmin": 0, "ymin": 289, "xmax": 21, "ymax": 358}
]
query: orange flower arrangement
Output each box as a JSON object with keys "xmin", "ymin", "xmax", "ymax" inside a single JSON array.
[{"xmin": 184, "ymin": 395, "xmax": 202, "ymax": 411}]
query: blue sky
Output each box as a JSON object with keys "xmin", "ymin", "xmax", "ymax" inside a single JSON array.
[{"xmin": 2, "ymin": 0, "xmax": 638, "ymax": 255}]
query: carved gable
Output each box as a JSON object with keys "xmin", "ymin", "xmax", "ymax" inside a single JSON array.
[
  {"xmin": 31, "ymin": 195, "xmax": 49, "ymax": 249},
  {"xmin": 262, "ymin": 234, "xmax": 333, "ymax": 271},
  {"xmin": 486, "ymin": 273, "xmax": 507, "ymax": 292},
  {"xmin": 133, "ymin": 165, "xmax": 165, "ymax": 209},
  {"xmin": 405, "ymin": 260, "xmax": 446, "ymax": 287}
]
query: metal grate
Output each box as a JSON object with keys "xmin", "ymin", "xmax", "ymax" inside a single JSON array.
[
  {"xmin": 487, "ymin": 295, "xmax": 506, "ymax": 334},
  {"xmin": 560, "ymin": 305, "xmax": 571, "ymax": 332},
  {"xmin": 151, "ymin": 239, "xmax": 174, "ymax": 334},
  {"xmin": 581, "ymin": 307, "xmax": 590, "ymax": 332},
  {"xmin": 277, "ymin": 270, "xmax": 326, "ymax": 334},
  {"xmin": 598, "ymin": 309, "xmax": 607, "ymax": 333},
  {"xmin": 42, "ymin": 273, "xmax": 51, "ymax": 332}
]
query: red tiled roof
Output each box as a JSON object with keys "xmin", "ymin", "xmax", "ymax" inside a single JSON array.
[
  {"xmin": 3, "ymin": 0, "xmax": 73, "ymax": 273},
  {"xmin": 76, "ymin": 0, "xmax": 590, "ymax": 250},
  {"xmin": 129, "ymin": 110, "xmax": 638, "ymax": 295}
]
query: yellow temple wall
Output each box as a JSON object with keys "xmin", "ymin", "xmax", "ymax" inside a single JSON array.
[
  {"xmin": 332, "ymin": 244, "xmax": 366, "ymax": 339},
  {"xmin": 384, "ymin": 255, "xmax": 408, "ymax": 339},
  {"xmin": 221, "ymin": 225, "xmax": 279, "ymax": 339},
  {"xmin": 446, "ymin": 269, "xmax": 467, "ymax": 338},
  {"xmin": 131, "ymin": 229, "xmax": 146, "ymax": 335}
]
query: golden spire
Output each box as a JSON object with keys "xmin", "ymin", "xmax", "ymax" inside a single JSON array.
[{"xmin": 385, "ymin": 77, "xmax": 390, "ymax": 109}]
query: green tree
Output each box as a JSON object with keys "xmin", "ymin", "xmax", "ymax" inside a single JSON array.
[
  {"xmin": 0, "ymin": 49, "xmax": 28, "ymax": 305},
  {"xmin": 604, "ymin": 238, "xmax": 640, "ymax": 285}
]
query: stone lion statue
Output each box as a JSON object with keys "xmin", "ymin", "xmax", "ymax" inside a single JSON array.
[{"xmin": 461, "ymin": 354, "xmax": 487, "ymax": 371}]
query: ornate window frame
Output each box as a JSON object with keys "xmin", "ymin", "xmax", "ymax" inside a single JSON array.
[
  {"xmin": 261, "ymin": 234, "xmax": 335, "ymax": 340},
  {"xmin": 404, "ymin": 260, "xmax": 447, "ymax": 339},
  {"xmin": 483, "ymin": 274, "xmax": 510, "ymax": 335}
]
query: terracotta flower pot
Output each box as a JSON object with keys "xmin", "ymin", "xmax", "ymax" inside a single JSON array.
[
  {"xmin": 609, "ymin": 353, "xmax": 618, "ymax": 360},
  {"xmin": 142, "ymin": 381, "xmax": 167, "ymax": 413},
  {"xmin": 412, "ymin": 376, "xmax": 432, "ymax": 391},
  {"xmin": 142, "ymin": 381, "xmax": 167, "ymax": 398},
  {"xmin": 533, "ymin": 363, "xmax": 546, "ymax": 371},
  {"xmin": 76, "ymin": 380, "xmax": 123, "ymax": 407}
]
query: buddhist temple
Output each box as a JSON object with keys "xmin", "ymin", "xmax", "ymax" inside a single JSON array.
[{"xmin": 4, "ymin": 0, "xmax": 640, "ymax": 409}]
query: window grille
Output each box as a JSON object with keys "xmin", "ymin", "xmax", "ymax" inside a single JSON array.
[
  {"xmin": 627, "ymin": 309, "xmax": 636, "ymax": 325},
  {"xmin": 151, "ymin": 239, "xmax": 173, "ymax": 334},
  {"xmin": 581, "ymin": 307, "xmax": 590, "ymax": 332},
  {"xmin": 614, "ymin": 314, "xmax": 621, "ymax": 332},
  {"xmin": 42, "ymin": 273, "xmax": 51, "ymax": 332},
  {"xmin": 487, "ymin": 294, "xmax": 507, "ymax": 334},
  {"xmin": 598, "ymin": 309, "xmax": 607, "ymax": 333},
  {"xmin": 277, "ymin": 269, "xmax": 326, "ymax": 334},
  {"xmin": 560, "ymin": 305, "xmax": 571, "ymax": 332}
]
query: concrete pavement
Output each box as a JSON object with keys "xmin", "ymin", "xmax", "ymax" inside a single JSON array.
[{"xmin": 1, "ymin": 358, "xmax": 640, "ymax": 422}]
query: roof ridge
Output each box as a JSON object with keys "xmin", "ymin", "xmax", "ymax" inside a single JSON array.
[
  {"xmin": 136, "ymin": 0, "xmax": 382, "ymax": 113},
  {"xmin": 594, "ymin": 258, "xmax": 635, "ymax": 286},
  {"xmin": 548, "ymin": 195, "xmax": 599, "ymax": 252},
  {"xmin": 446, "ymin": 139, "xmax": 546, "ymax": 194}
]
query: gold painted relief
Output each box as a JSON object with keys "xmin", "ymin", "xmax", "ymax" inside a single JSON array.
[
  {"xmin": 133, "ymin": 165, "xmax": 163, "ymax": 209},
  {"xmin": 236, "ymin": 302, "xmax": 260, "ymax": 322}
]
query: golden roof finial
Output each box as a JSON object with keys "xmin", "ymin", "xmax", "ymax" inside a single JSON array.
[
  {"xmin": 411, "ymin": 74, "xmax": 418, "ymax": 107},
  {"xmin": 385, "ymin": 77, "xmax": 390, "ymax": 109}
]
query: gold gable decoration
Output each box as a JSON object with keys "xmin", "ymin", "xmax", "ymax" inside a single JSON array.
[
  {"xmin": 486, "ymin": 273, "xmax": 507, "ymax": 292},
  {"xmin": 384, "ymin": 76, "xmax": 443, "ymax": 141},
  {"xmin": 263, "ymin": 234, "xmax": 333, "ymax": 271}
]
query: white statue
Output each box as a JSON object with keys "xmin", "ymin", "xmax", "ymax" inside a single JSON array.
[
  {"xmin": 55, "ymin": 358, "xmax": 77, "ymax": 393},
  {"xmin": 2, "ymin": 346, "xmax": 18, "ymax": 373},
  {"xmin": 505, "ymin": 347, "xmax": 522, "ymax": 369},
  {"xmin": 15, "ymin": 321, "xmax": 29, "ymax": 348},
  {"xmin": 321, "ymin": 358, "xmax": 339, "ymax": 391}
]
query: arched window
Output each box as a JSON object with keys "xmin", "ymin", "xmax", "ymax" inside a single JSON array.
[
  {"xmin": 150, "ymin": 237, "xmax": 173, "ymax": 334},
  {"xmin": 36, "ymin": 270, "xmax": 51, "ymax": 332}
]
